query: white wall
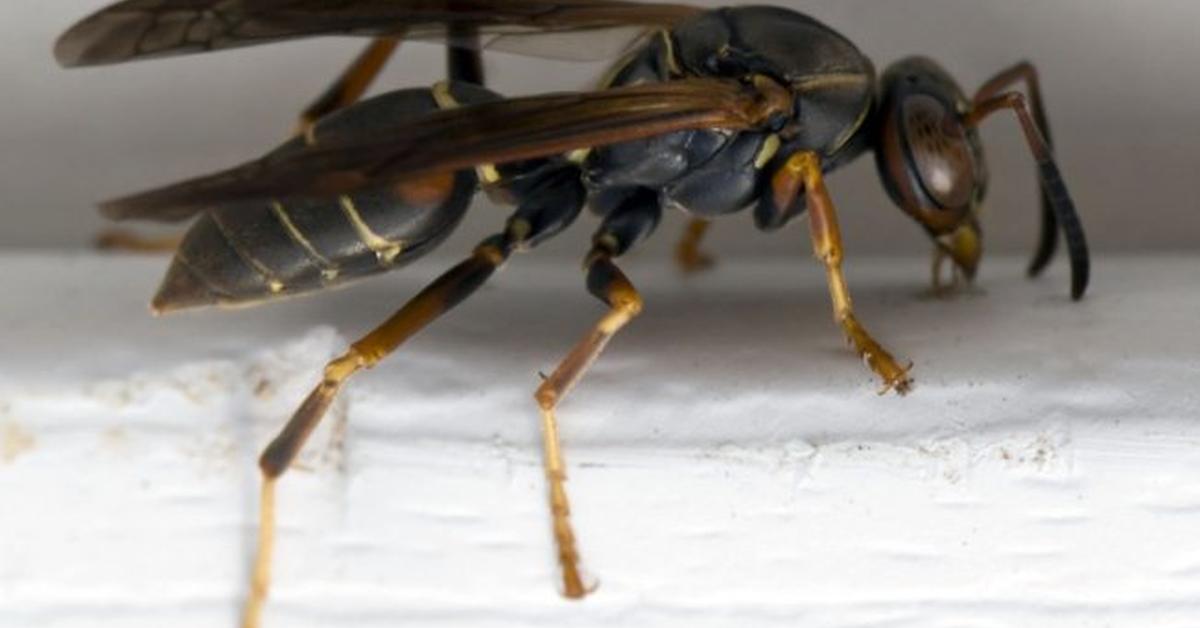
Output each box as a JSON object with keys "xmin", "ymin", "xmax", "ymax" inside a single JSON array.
[{"xmin": 3, "ymin": 0, "xmax": 1198, "ymax": 259}]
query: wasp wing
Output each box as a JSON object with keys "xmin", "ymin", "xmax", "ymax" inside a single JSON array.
[
  {"xmin": 55, "ymin": 0, "xmax": 701, "ymax": 67},
  {"xmin": 101, "ymin": 78, "xmax": 785, "ymax": 221}
]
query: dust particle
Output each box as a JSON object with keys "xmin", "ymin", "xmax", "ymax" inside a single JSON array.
[{"xmin": 2, "ymin": 421, "xmax": 36, "ymax": 463}]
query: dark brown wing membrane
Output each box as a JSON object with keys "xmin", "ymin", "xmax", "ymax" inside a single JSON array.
[
  {"xmin": 101, "ymin": 78, "xmax": 790, "ymax": 221},
  {"xmin": 55, "ymin": 0, "xmax": 701, "ymax": 67}
]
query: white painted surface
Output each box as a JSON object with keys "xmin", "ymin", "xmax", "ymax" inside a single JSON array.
[{"xmin": 2, "ymin": 253, "xmax": 1199, "ymax": 627}]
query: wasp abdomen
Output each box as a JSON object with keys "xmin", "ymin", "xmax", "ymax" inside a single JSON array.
[
  {"xmin": 152, "ymin": 86, "xmax": 482, "ymax": 312},
  {"xmin": 152, "ymin": 170, "xmax": 474, "ymax": 312}
]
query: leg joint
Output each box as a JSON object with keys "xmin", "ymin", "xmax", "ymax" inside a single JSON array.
[
  {"xmin": 472, "ymin": 236, "xmax": 512, "ymax": 266},
  {"xmin": 585, "ymin": 250, "xmax": 643, "ymax": 312},
  {"xmin": 535, "ymin": 385, "xmax": 557, "ymax": 410},
  {"xmin": 813, "ymin": 245, "xmax": 843, "ymax": 266},
  {"xmin": 610, "ymin": 284, "xmax": 643, "ymax": 318},
  {"xmin": 324, "ymin": 350, "xmax": 366, "ymax": 381}
]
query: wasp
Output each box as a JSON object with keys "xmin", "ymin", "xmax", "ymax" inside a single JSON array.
[{"xmin": 58, "ymin": 1, "xmax": 1090, "ymax": 625}]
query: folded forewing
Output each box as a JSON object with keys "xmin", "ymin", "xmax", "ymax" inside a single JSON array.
[{"xmin": 101, "ymin": 78, "xmax": 786, "ymax": 221}]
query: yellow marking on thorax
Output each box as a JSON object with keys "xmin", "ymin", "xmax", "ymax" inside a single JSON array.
[
  {"xmin": 339, "ymin": 195, "xmax": 404, "ymax": 265},
  {"xmin": 271, "ymin": 201, "xmax": 341, "ymax": 281},
  {"xmin": 478, "ymin": 163, "xmax": 503, "ymax": 185},
  {"xmin": 567, "ymin": 148, "xmax": 591, "ymax": 165},
  {"xmin": 754, "ymin": 134, "xmax": 781, "ymax": 169},
  {"xmin": 596, "ymin": 29, "xmax": 679, "ymax": 90},
  {"xmin": 792, "ymin": 72, "xmax": 871, "ymax": 91},
  {"xmin": 659, "ymin": 29, "xmax": 682, "ymax": 77},
  {"xmin": 432, "ymin": 81, "xmax": 503, "ymax": 186}
]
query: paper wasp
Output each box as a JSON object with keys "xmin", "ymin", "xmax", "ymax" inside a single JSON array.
[{"xmin": 57, "ymin": 1, "xmax": 1090, "ymax": 625}]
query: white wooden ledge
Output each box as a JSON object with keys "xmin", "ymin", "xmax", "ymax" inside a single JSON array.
[{"xmin": 2, "ymin": 253, "xmax": 1198, "ymax": 627}]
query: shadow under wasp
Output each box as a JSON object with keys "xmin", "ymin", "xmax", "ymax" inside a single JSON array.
[{"xmin": 57, "ymin": 1, "xmax": 1090, "ymax": 625}]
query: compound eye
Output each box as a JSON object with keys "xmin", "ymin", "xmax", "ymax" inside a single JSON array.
[{"xmin": 902, "ymin": 94, "xmax": 976, "ymax": 210}]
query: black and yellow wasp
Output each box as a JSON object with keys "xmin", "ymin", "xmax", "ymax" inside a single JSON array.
[{"xmin": 57, "ymin": 1, "xmax": 1089, "ymax": 625}]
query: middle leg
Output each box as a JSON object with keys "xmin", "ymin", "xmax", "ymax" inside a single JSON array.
[
  {"xmin": 674, "ymin": 218, "xmax": 715, "ymax": 274},
  {"xmin": 296, "ymin": 37, "xmax": 402, "ymax": 140},
  {"xmin": 534, "ymin": 189, "xmax": 660, "ymax": 598},
  {"xmin": 298, "ymin": 23, "xmax": 483, "ymax": 139}
]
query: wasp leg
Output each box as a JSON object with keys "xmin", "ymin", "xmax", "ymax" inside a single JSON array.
[
  {"xmin": 297, "ymin": 26, "xmax": 486, "ymax": 142},
  {"xmin": 929, "ymin": 246, "xmax": 967, "ymax": 296},
  {"xmin": 95, "ymin": 228, "xmax": 182, "ymax": 253},
  {"xmin": 774, "ymin": 152, "xmax": 912, "ymax": 395},
  {"xmin": 446, "ymin": 24, "xmax": 484, "ymax": 86},
  {"xmin": 674, "ymin": 218, "xmax": 715, "ymax": 274},
  {"xmin": 296, "ymin": 37, "xmax": 401, "ymax": 141},
  {"xmin": 534, "ymin": 191, "xmax": 658, "ymax": 598},
  {"xmin": 974, "ymin": 62, "xmax": 1058, "ymax": 278},
  {"xmin": 930, "ymin": 247, "xmax": 949, "ymax": 294},
  {"xmin": 240, "ymin": 171, "xmax": 584, "ymax": 628},
  {"xmin": 242, "ymin": 239, "xmax": 506, "ymax": 628},
  {"xmin": 966, "ymin": 92, "xmax": 1088, "ymax": 300}
]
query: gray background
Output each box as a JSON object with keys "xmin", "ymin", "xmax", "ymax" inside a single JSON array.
[{"xmin": 3, "ymin": 0, "xmax": 1198, "ymax": 259}]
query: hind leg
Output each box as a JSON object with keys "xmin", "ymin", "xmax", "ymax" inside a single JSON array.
[
  {"xmin": 241, "ymin": 172, "xmax": 584, "ymax": 628},
  {"xmin": 296, "ymin": 37, "xmax": 401, "ymax": 141},
  {"xmin": 298, "ymin": 25, "xmax": 484, "ymax": 140},
  {"xmin": 242, "ymin": 237, "xmax": 504, "ymax": 628},
  {"xmin": 95, "ymin": 229, "xmax": 183, "ymax": 253},
  {"xmin": 534, "ymin": 189, "xmax": 660, "ymax": 597}
]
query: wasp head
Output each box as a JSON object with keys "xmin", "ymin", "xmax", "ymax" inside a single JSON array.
[{"xmin": 874, "ymin": 57, "xmax": 988, "ymax": 281}]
